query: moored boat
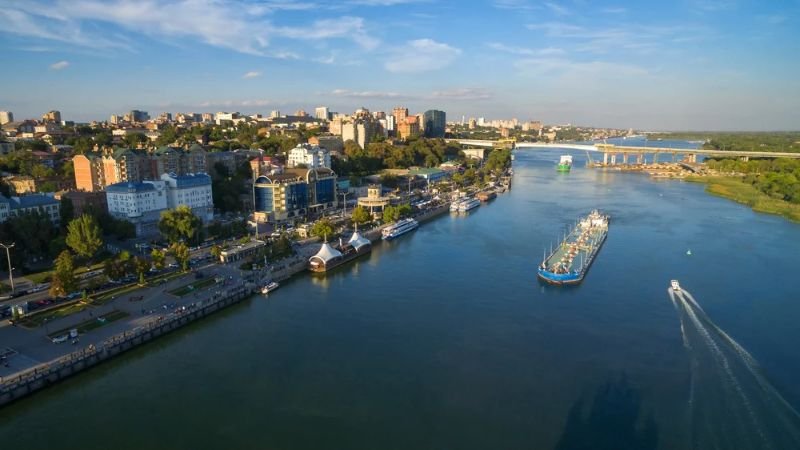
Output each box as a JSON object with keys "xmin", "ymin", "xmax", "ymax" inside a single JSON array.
[
  {"xmin": 457, "ymin": 198, "xmax": 480, "ymax": 212},
  {"xmin": 382, "ymin": 218, "xmax": 419, "ymax": 240},
  {"xmin": 261, "ymin": 281, "xmax": 280, "ymax": 294},
  {"xmin": 537, "ymin": 210, "xmax": 609, "ymax": 285},
  {"xmin": 476, "ymin": 191, "xmax": 497, "ymax": 202},
  {"xmin": 309, "ymin": 227, "xmax": 372, "ymax": 273}
]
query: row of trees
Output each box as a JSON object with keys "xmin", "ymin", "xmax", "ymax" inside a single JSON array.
[
  {"xmin": 334, "ymin": 138, "xmax": 464, "ymax": 176},
  {"xmin": 707, "ymin": 158, "xmax": 800, "ymax": 204}
]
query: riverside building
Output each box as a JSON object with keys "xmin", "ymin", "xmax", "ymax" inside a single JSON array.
[{"xmin": 253, "ymin": 168, "xmax": 337, "ymax": 223}]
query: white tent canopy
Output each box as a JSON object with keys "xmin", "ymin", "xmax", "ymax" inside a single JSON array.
[{"xmin": 309, "ymin": 242, "xmax": 342, "ymax": 265}]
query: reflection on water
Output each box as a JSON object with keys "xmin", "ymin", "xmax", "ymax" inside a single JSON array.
[{"xmin": 556, "ymin": 375, "xmax": 658, "ymax": 450}]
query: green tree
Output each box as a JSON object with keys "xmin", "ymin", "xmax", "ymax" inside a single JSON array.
[
  {"xmin": 66, "ymin": 214, "xmax": 104, "ymax": 261},
  {"xmin": 210, "ymin": 244, "xmax": 223, "ymax": 262},
  {"xmin": 170, "ymin": 242, "xmax": 191, "ymax": 272},
  {"xmin": 49, "ymin": 250, "xmax": 77, "ymax": 297},
  {"xmin": 133, "ymin": 256, "xmax": 150, "ymax": 285},
  {"xmin": 310, "ymin": 219, "xmax": 334, "ymax": 239},
  {"xmin": 397, "ymin": 204, "xmax": 412, "ymax": 219},
  {"xmin": 59, "ymin": 197, "xmax": 75, "ymax": 227},
  {"xmin": 159, "ymin": 205, "xmax": 202, "ymax": 245},
  {"xmin": 150, "ymin": 248, "xmax": 166, "ymax": 270},
  {"xmin": 383, "ymin": 205, "xmax": 399, "ymax": 223},
  {"xmin": 351, "ymin": 205, "xmax": 371, "ymax": 225}
]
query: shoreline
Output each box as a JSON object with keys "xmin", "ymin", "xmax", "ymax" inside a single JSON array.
[
  {"xmin": 0, "ymin": 172, "xmax": 512, "ymax": 407},
  {"xmin": 685, "ymin": 176, "xmax": 800, "ymax": 222}
]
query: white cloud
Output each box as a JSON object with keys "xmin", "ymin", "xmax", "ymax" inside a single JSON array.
[
  {"xmin": 242, "ymin": 71, "xmax": 262, "ymax": 79},
  {"xmin": 348, "ymin": 0, "xmax": 426, "ymax": 5},
  {"xmin": 384, "ymin": 39, "xmax": 461, "ymax": 73},
  {"xmin": 329, "ymin": 87, "xmax": 491, "ymax": 101},
  {"xmin": 197, "ymin": 99, "xmax": 273, "ymax": 108},
  {"xmin": 330, "ymin": 89, "xmax": 413, "ymax": 99},
  {"xmin": 601, "ymin": 7, "xmax": 627, "ymax": 14},
  {"xmin": 492, "ymin": 0, "xmax": 539, "ymax": 11},
  {"xmin": 431, "ymin": 88, "xmax": 492, "ymax": 101},
  {"xmin": 544, "ymin": 2, "xmax": 569, "ymax": 16},
  {"xmin": 0, "ymin": 1, "xmax": 378, "ymax": 55},
  {"xmin": 273, "ymin": 16, "xmax": 379, "ymax": 50},
  {"xmin": 49, "ymin": 60, "xmax": 69, "ymax": 70},
  {"xmin": 488, "ymin": 42, "xmax": 564, "ymax": 56}
]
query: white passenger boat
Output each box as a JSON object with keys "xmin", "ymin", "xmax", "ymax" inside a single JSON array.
[{"xmin": 382, "ymin": 218, "xmax": 419, "ymax": 240}]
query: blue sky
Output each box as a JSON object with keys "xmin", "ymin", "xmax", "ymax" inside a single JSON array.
[{"xmin": 1, "ymin": 0, "xmax": 798, "ymax": 130}]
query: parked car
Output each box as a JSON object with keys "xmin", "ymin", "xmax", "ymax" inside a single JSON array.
[{"xmin": 52, "ymin": 335, "xmax": 68, "ymax": 344}]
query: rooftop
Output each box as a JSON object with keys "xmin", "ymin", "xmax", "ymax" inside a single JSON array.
[{"xmin": 106, "ymin": 181, "xmax": 160, "ymax": 194}]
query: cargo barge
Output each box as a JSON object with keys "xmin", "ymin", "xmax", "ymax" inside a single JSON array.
[{"xmin": 537, "ymin": 210, "xmax": 609, "ymax": 285}]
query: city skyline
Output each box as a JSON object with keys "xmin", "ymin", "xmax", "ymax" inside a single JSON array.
[{"xmin": 1, "ymin": 0, "xmax": 798, "ymax": 130}]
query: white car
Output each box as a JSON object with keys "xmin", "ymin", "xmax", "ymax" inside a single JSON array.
[{"xmin": 52, "ymin": 335, "xmax": 68, "ymax": 344}]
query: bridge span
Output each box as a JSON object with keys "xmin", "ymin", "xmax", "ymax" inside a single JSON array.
[{"xmin": 448, "ymin": 138, "xmax": 800, "ymax": 163}]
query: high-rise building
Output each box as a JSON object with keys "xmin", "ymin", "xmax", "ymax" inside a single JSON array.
[
  {"xmin": 270, "ymin": 110, "xmax": 281, "ymax": 118},
  {"xmin": 397, "ymin": 116, "xmax": 420, "ymax": 140},
  {"xmin": 386, "ymin": 115, "xmax": 396, "ymax": 132},
  {"xmin": 254, "ymin": 168, "xmax": 337, "ymax": 223},
  {"xmin": 0, "ymin": 111, "xmax": 13, "ymax": 125},
  {"xmin": 315, "ymin": 106, "xmax": 330, "ymax": 121},
  {"xmin": 109, "ymin": 114, "xmax": 120, "ymax": 125},
  {"xmin": 468, "ymin": 118, "xmax": 477, "ymax": 129},
  {"xmin": 423, "ymin": 110, "xmax": 446, "ymax": 138},
  {"xmin": 73, "ymin": 153, "xmax": 106, "ymax": 192},
  {"xmin": 392, "ymin": 107, "xmax": 408, "ymax": 124},
  {"xmin": 287, "ymin": 144, "xmax": 331, "ymax": 169},
  {"xmin": 42, "ymin": 110, "xmax": 61, "ymax": 123},
  {"xmin": 129, "ymin": 110, "xmax": 150, "ymax": 123}
]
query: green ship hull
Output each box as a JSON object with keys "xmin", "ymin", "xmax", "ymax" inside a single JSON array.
[{"xmin": 556, "ymin": 163, "xmax": 571, "ymax": 172}]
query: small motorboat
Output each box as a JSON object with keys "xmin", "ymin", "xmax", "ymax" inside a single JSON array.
[
  {"xmin": 261, "ymin": 281, "xmax": 280, "ymax": 295},
  {"xmin": 671, "ymin": 280, "xmax": 681, "ymax": 292}
]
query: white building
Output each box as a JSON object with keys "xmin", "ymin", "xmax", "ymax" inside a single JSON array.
[
  {"xmin": 315, "ymin": 106, "xmax": 330, "ymax": 120},
  {"xmin": 106, "ymin": 181, "xmax": 168, "ymax": 220},
  {"xmin": 0, "ymin": 111, "xmax": 13, "ymax": 125},
  {"xmin": 287, "ymin": 144, "xmax": 331, "ymax": 169},
  {"xmin": 215, "ymin": 111, "xmax": 240, "ymax": 124},
  {"xmin": 160, "ymin": 173, "xmax": 214, "ymax": 221}
]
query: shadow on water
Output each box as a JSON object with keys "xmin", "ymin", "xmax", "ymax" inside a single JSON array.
[{"xmin": 555, "ymin": 374, "xmax": 658, "ymax": 450}]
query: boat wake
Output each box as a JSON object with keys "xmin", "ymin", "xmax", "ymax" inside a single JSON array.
[{"xmin": 668, "ymin": 287, "xmax": 800, "ymax": 449}]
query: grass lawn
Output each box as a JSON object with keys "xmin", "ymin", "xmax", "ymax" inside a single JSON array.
[
  {"xmin": 25, "ymin": 262, "xmax": 107, "ymax": 285},
  {"xmin": 168, "ymin": 277, "xmax": 217, "ymax": 297},
  {"xmin": 19, "ymin": 301, "xmax": 89, "ymax": 328},
  {"xmin": 47, "ymin": 310, "xmax": 130, "ymax": 338},
  {"xmin": 687, "ymin": 176, "xmax": 800, "ymax": 222}
]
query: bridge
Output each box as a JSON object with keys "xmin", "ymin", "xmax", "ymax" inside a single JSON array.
[{"xmin": 448, "ymin": 139, "xmax": 800, "ymax": 164}]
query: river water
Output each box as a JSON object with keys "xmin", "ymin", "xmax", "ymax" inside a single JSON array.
[{"xmin": 2, "ymin": 141, "xmax": 800, "ymax": 449}]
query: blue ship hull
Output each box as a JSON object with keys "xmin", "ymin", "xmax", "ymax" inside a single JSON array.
[{"xmin": 536, "ymin": 268, "xmax": 583, "ymax": 285}]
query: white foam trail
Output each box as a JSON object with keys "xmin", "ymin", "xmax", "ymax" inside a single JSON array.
[
  {"xmin": 683, "ymin": 288, "xmax": 800, "ymax": 428},
  {"xmin": 676, "ymin": 290, "xmax": 770, "ymax": 447}
]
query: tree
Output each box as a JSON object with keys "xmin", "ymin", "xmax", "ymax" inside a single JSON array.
[
  {"xmin": 133, "ymin": 256, "xmax": 150, "ymax": 285},
  {"xmin": 351, "ymin": 206, "xmax": 370, "ymax": 225},
  {"xmin": 66, "ymin": 214, "xmax": 103, "ymax": 261},
  {"xmin": 310, "ymin": 219, "xmax": 334, "ymax": 239},
  {"xmin": 397, "ymin": 204, "xmax": 412, "ymax": 219},
  {"xmin": 49, "ymin": 250, "xmax": 77, "ymax": 297},
  {"xmin": 151, "ymin": 248, "xmax": 166, "ymax": 270},
  {"xmin": 210, "ymin": 244, "xmax": 222, "ymax": 262},
  {"xmin": 159, "ymin": 205, "xmax": 202, "ymax": 245},
  {"xmin": 170, "ymin": 242, "xmax": 191, "ymax": 272},
  {"xmin": 59, "ymin": 197, "xmax": 75, "ymax": 227},
  {"xmin": 382, "ymin": 205, "xmax": 399, "ymax": 223}
]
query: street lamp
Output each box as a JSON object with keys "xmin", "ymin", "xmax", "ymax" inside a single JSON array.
[
  {"xmin": 0, "ymin": 242, "xmax": 14, "ymax": 294},
  {"xmin": 340, "ymin": 192, "xmax": 350, "ymax": 217}
]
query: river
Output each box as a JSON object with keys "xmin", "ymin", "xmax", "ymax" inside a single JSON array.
[{"xmin": 2, "ymin": 141, "xmax": 800, "ymax": 449}]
